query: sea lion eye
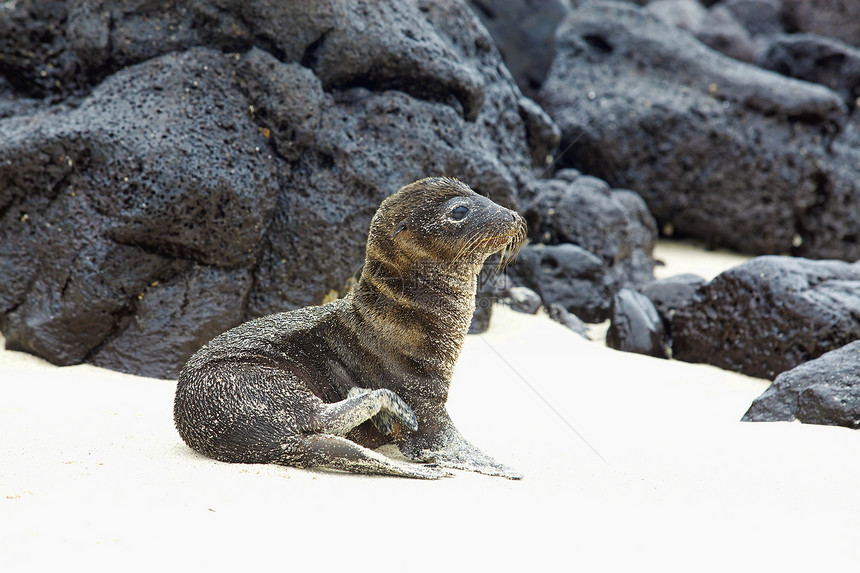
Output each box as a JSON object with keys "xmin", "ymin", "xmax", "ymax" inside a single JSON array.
[{"xmin": 450, "ymin": 205, "xmax": 469, "ymax": 221}]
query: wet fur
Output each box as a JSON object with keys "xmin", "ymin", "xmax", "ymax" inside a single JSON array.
[{"xmin": 174, "ymin": 177, "xmax": 526, "ymax": 479}]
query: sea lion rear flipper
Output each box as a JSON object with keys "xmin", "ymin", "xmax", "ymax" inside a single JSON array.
[{"xmin": 285, "ymin": 434, "xmax": 452, "ymax": 479}]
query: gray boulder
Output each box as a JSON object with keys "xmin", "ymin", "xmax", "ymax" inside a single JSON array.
[
  {"xmin": 721, "ymin": 0, "xmax": 783, "ymax": 38},
  {"xmin": 781, "ymin": 0, "xmax": 860, "ymax": 48},
  {"xmin": 509, "ymin": 243, "xmax": 614, "ymax": 322},
  {"xmin": 506, "ymin": 286, "xmax": 543, "ymax": 314},
  {"xmin": 673, "ymin": 256, "xmax": 860, "ymax": 379},
  {"xmin": 523, "ymin": 170, "xmax": 657, "ymax": 287},
  {"xmin": 638, "ymin": 273, "xmax": 706, "ymax": 333},
  {"xmin": 540, "ymin": 1, "xmax": 860, "ymax": 261},
  {"xmin": 743, "ymin": 341, "xmax": 860, "ymax": 429},
  {"xmin": 646, "ymin": 0, "xmax": 707, "ymax": 32},
  {"xmin": 606, "ymin": 288, "xmax": 669, "ymax": 359},
  {"xmin": 694, "ymin": 3, "xmax": 759, "ymax": 62},
  {"xmin": 692, "ymin": 0, "xmax": 785, "ymax": 62},
  {"xmin": 0, "ymin": 48, "xmax": 278, "ymax": 374},
  {"xmin": 0, "ymin": 0, "xmax": 553, "ymax": 378},
  {"xmin": 760, "ymin": 33, "xmax": 860, "ymax": 109},
  {"xmin": 466, "ymin": 0, "xmax": 574, "ymax": 98},
  {"xmin": 545, "ymin": 303, "xmax": 591, "ymax": 339}
]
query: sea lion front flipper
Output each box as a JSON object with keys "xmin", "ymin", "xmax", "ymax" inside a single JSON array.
[
  {"xmin": 403, "ymin": 435, "xmax": 523, "ymax": 480},
  {"xmin": 431, "ymin": 443, "xmax": 523, "ymax": 481},
  {"xmin": 284, "ymin": 434, "xmax": 453, "ymax": 479},
  {"xmin": 398, "ymin": 408, "xmax": 523, "ymax": 480},
  {"xmin": 315, "ymin": 387, "xmax": 418, "ymax": 436}
]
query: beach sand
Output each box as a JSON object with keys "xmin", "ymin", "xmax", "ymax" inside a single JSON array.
[{"xmin": 2, "ymin": 241, "xmax": 859, "ymax": 570}]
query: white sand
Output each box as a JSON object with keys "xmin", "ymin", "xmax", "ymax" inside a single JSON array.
[
  {"xmin": 653, "ymin": 239, "xmax": 753, "ymax": 280},
  {"xmin": 2, "ymin": 242, "xmax": 859, "ymax": 570}
]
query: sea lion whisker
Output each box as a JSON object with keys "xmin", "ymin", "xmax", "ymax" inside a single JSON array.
[
  {"xmin": 500, "ymin": 226, "xmax": 526, "ymax": 270},
  {"xmin": 454, "ymin": 225, "xmax": 488, "ymax": 261}
]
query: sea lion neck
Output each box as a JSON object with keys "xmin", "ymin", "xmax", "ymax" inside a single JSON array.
[
  {"xmin": 344, "ymin": 176, "xmax": 525, "ymax": 380},
  {"xmin": 347, "ymin": 256, "xmax": 481, "ymax": 374}
]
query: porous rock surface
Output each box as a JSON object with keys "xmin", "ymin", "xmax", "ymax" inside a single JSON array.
[
  {"xmin": 523, "ymin": 169, "xmax": 657, "ymax": 288},
  {"xmin": 0, "ymin": 0, "xmax": 560, "ymax": 378},
  {"xmin": 743, "ymin": 341, "xmax": 860, "ymax": 429},
  {"xmin": 508, "ymin": 243, "xmax": 614, "ymax": 322},
  {"xmin": 759, "ymin": 33, "xmax": 860, "ymax": 110},
  {"xmin": 780, "ymin": 0, "xmax": 860, "ymax": 48},
  {"xmin": 638, "ymin": 273, "xmax": 706, "ymax": 335},
  {"xmin": 692, "ymin": 1, "xmax": 761, "ymax": 62},
  {"xmin": 469, "ymin": 263, "xmax": 514, "ymax": 334},
  {"xmin": 673, "ymin": 256, "xmax": 860, "ymax": 380},
  {"xmin": 466, "ymin": 0, "xmax": 574, "ymax": 98},
  {"xmin": 540, "ymin": 1, "xmax": 860, "ymax": 261}
]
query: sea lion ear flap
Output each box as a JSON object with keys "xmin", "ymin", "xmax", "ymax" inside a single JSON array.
[{"xmin": 392, "ymin": 221, "xmax": 408, "ymax": 240}]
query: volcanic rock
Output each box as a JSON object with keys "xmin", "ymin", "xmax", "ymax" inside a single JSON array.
[
  {"xmin": 673, "ymin": 256, "xmax": 860, "ymax": 379},
  {"xmin": 743, "ymin": 341, "xmax": 860, "ymax": 429},
  {"xmin": 540, "ymin": 1, "xmax": 860, "ymax": 261},
  {"xmin": 524, "ymin": 170, "xmax": 657, "ymax": 287},
  {"xmin": 507, "ymin": 286, "xmax": 543, "ymax": 315},
  {"xmin": 0, "ymin": 0, "xmax": 549, "ymax": 378},
  {"xmin": 638, "ymin": 273, "xmax": 706, "ymax": 333},
  {"xmin": 781, "ymin": 0, "xmax": 860, "ymax": 48},
  {"xmin": 606, "ymin": 288, "xmax": 669, "ymax": 359},
  {"xmin": 466, "ymin": 0, "xmax": 574, "ymax": 98},
  {"xmin": 545, "ymin": 303, "xmax": 591, "ymax": 339},
  {"xmin": 509, "ymin": 243, "xmax": 614, "ymax": 322},
  {"xmin": 760, "ymin": 33, "xmax": 860, "ymax": 109}
]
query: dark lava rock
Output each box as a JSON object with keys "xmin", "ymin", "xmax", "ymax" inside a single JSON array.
[
  {"xmin": 0, "ymin": 48, "xmax": 278, "ymax": 373},
  {"xmin": 545, "ymin": 303, "xmax": 591, "ymax": 339},
  {"xmin": 781, "ymin": 0, "xmax": 860, "ymax": 48},
  {"xmin": 467, "ymin": 0, "xmax": 574, "ymax": 98},
  {"xmin": 509, "ymin": 243, "xmax": 614, "ymax": 322},
  {"xmin": 469, "ymin": 261, "xmax": 515, "ymax": 334},
  {"xmin": 0, "ymin": 0, "xmax": 549, "ymax": 379},
  {"xmin": 517, "ymin": 96, "xmax": 562, "ymax": 167},
  {"xmin": 694, "ymin": 3, "xmax": 759, "ymax": 63},
  {"xmin": 646, "ymin": 0, "xmax": 707, "ymax": 32},
  {"xmin": 470, "ymin": 288, "xmax": 494, "ymax": 334},
  {"xmin": 673, "ymin": 256, "xmax": 860, "ymax": 379},
  {"xmin": 692, "ymin": 0, "xmax": 784, "ymax": 63},
  {"xmin": 605, "ymin": 288, "xmax": 669, "ymax": 359},
  {"xmin": 91, "ymin": 266, "xmax": 254, "ymax": 377},
  {"xmin": 638, "ymin": 273, "xmax": 706, "ymax": 331},
  {"xmin": 507, "ymin": 286, "xmax": 543, "ymax": 314},
  {"xmin": 650, "ymin": 0, "xmax": 782, "ymax": 62},
  {"xmin": 760, "ymin": 33, "xmax": 860, "ymax": 110},
  {"xmin": 720, "ymin": 0, "xmax": 783, "ymax": 38},
  {"xmin": 743, "ymin": 341, "xmax": 860, "ymax": 429},
  {"xmin": 0, "ymin": 76, "xmax": 42, "ymax": 119},
  {"xmin": 540, "ymin": 1, "xmax": 860, "ymax": 261},
  {"xmin": 524, "ymin": 170, "xmax": 657, "ymax": 287}
]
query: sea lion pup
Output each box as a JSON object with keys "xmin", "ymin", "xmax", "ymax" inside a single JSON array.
[{"xmin": 174, "ymin": 177, "xmax": 527, "ymax": 479}]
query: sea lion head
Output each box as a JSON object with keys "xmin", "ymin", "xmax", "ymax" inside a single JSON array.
[{"xmin": 367, "ymin": 177, "xmax": 527, "ymax": 268}]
